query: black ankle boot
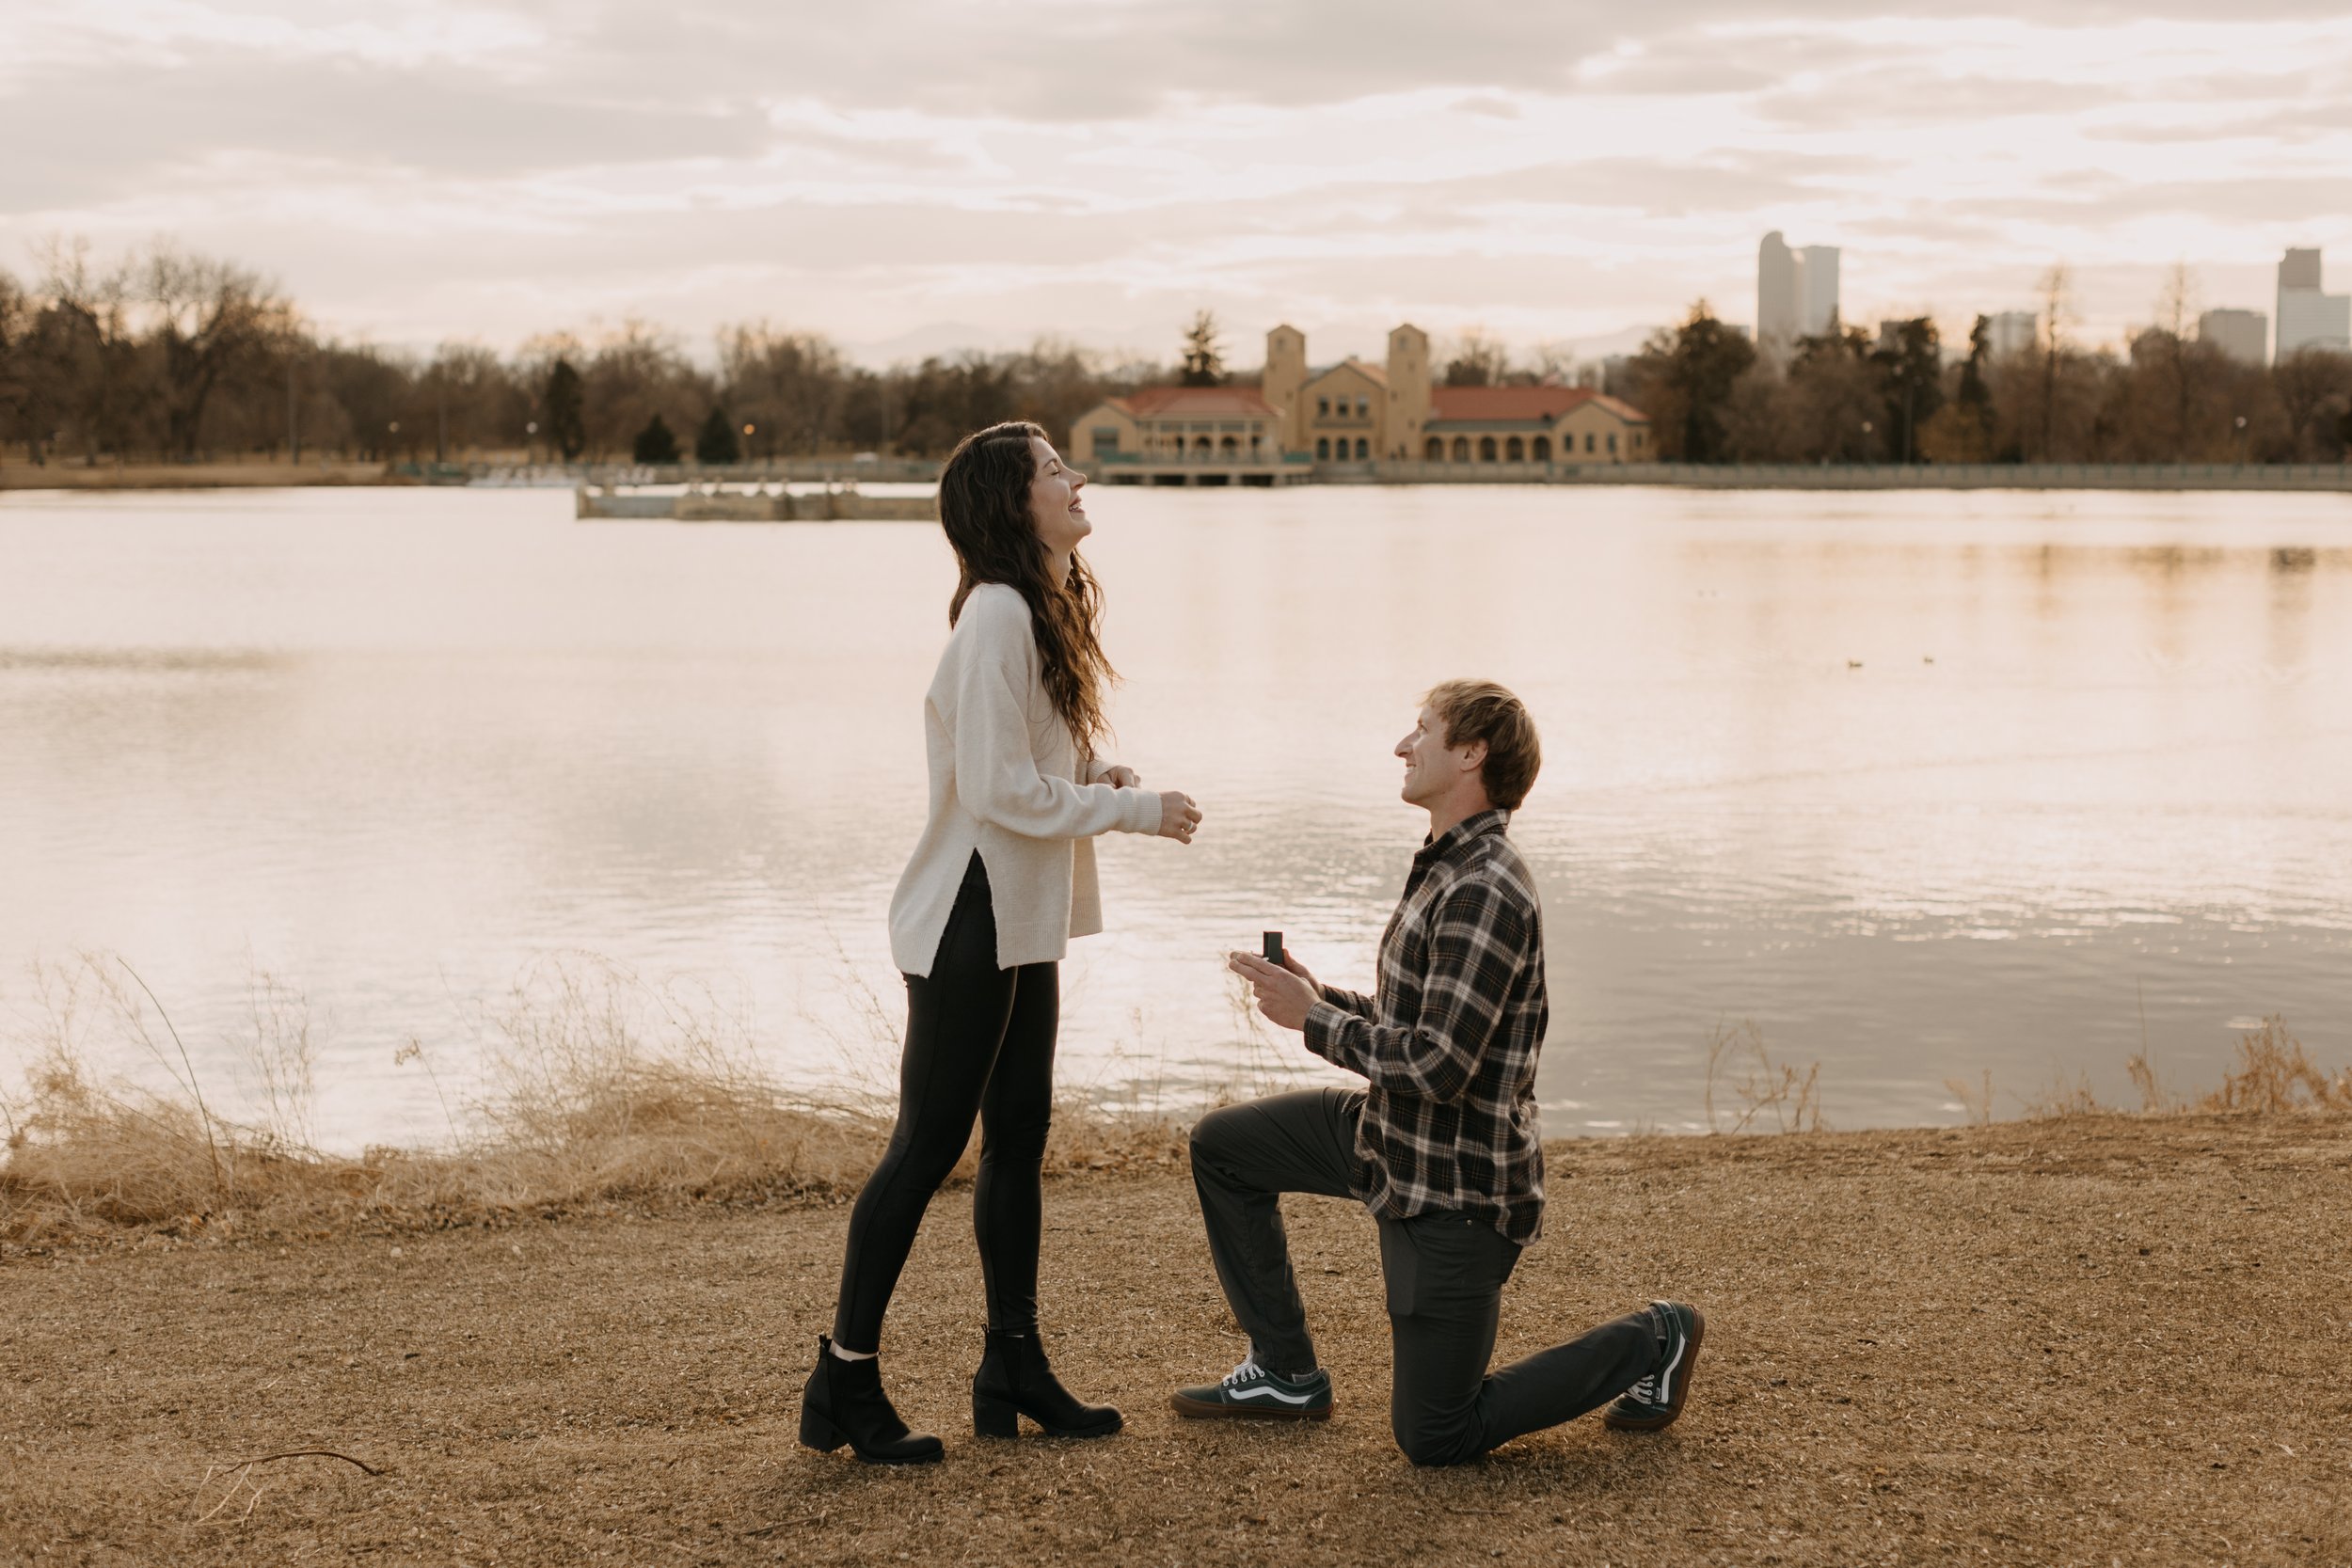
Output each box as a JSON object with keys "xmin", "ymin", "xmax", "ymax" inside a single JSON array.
[
  {"xmin": 971, "ymin": 1328, "xmax": 1122, "ymax": 1439},
  {"xmin": 799, "ymin": 1336, "xmax": 944, "ymax": 1465}
]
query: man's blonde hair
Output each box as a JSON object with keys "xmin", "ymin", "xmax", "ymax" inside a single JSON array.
[{"xmin": 1422, "ymin": 679, "xmax": 1541, "ymax": 811}]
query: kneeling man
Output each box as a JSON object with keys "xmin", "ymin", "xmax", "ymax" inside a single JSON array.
[{"xmin": 1174, "ymin": 680, "xmax": 1702, "ymax": 1465}]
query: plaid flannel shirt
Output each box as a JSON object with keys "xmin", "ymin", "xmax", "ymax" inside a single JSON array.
[{"xmin": 1303, "ymin": 808, "xmax": 1549, "ymax": 1245}]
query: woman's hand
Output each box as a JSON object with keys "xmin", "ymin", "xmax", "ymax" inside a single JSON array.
[
  {"xmin": 1101, "ymin": 765, "xmax": 1142, "ymax": 789},
  {"xmin": 1156, "ymin": 791, "xmax": 1201, "ymax": 844}
]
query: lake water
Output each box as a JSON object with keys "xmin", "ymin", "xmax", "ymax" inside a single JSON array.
[{"xmin": 4, "ymin": 483, "xmax": 2348, "ymax": 1150}]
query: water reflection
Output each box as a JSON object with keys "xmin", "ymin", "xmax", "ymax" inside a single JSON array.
[{"xmin": 1, "ymin": 484, "xmax": 2347, "ymax": 1148}]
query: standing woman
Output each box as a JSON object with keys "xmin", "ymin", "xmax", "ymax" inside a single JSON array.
[{"xmin": 800, "ymin": 421, "xmax": 1202, "ymax": 1465}]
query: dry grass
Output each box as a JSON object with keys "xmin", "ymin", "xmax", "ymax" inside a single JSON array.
[
  {"xmin": 0, "ymin": 955, "xmax": 1184, "ymax": 1251},
  {"xmin": 8, "ymin": 950, "xmax": 2344, "ymax": 1254},
  {"xmin": 2019, "ymin": 1014, "xmax": 2352, "ymax": 1121}
]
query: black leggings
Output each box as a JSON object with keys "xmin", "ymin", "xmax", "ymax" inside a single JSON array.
[{"xmin": 832, "ymin": 853, "xmax": 1058, "ymax": 1352}]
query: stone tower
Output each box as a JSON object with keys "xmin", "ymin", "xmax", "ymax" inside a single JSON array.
[
  {"xmin": 1385, "ymin": 324, "xmax": 1430, "ymax": 459},
  {"xmin": 1263, "ymin": 325, "xmax": 1307, "ymax": 451}
]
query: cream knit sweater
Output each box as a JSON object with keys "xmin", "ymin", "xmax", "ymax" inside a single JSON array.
[{"xmin": 887, "ymin": 582, "xmax": 1162, "ymax": 975}]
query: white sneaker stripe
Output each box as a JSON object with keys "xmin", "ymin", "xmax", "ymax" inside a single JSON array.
[{"xmin": 1229, "ymin": 1383, "xmax": 1317, "ymax": 1405}]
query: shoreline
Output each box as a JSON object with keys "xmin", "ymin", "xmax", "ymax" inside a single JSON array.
[
  {"xmin": 5, "ymin": 1110, "xmax": 2346, "ymax": 1566},
  {"xmin": 8, "ymin": 457, "xmax": 2352, "ymax": 494}
]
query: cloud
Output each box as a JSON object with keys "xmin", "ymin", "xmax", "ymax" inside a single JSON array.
[{"xmin": 7, "ymin": 2, "xmax": 2352, "ymax": 355}]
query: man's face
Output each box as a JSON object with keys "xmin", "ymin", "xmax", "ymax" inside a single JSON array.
[{"xmin": 1395, "ymin": 703, "xmax": 1477, "ymax": 808}]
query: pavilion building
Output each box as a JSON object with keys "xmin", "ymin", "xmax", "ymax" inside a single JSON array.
[{"xmin": 1067, "ymin": 323, "xmax": 1649, "ymax": 472}]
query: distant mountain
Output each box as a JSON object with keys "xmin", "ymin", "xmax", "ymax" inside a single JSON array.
[
  {"xmin": 839, "ymin": 321, "xmax": 1013, "ymax": 368},
  {"xmin": 1562, "ymin": 323, "xmax": 1665, "ymax": 360}
]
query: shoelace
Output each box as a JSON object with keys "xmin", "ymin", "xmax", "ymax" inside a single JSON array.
[
  {"xmin": 1221, "ymin": 1357, "xmax": 1264, "ymax": 1388},
  {"xmin": 1624, "ymin": 1370, "xmax": 1660, "ymax": 1404}
]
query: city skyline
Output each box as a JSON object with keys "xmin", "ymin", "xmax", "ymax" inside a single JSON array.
[{"xmin": 8, "ymin": 4, "xmax": 2352, "ymax": 366}]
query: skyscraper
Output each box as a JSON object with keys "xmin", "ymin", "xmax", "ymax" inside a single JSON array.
[
  {"xmin": 1800, "ymin": 245, "xmax": 1842, "ymax": 337},
  {"xmin": 1757, "ymin": 231, "xmax": 1801, "ymax": 356},
  {"xmin": 1986, "ymin": 311, "xmax": 2039, "ymax": 358},
  {"xmin": 1757, "ymin": 232, "xmax": 1840, "ymax": 356},
  {"xmin": 2277, "ymin": 248, "xmax": 2351, "ymax": 358},
  {"xmin": 2197, "ymin": 309, "xmax": 2269, "ymax": 367}
]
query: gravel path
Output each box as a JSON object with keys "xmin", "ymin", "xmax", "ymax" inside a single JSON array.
[{"xmin": 5, "ymin": 1113, "xmax": 2347, "ymax": 1566}]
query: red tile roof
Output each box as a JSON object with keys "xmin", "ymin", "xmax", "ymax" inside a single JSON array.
[
  {"xmin": 1427, "ymin": 386, "xmax": 1647, "ymax": 423},
  {"xmin": 1108, "ymin": 386, "xmax": 1279, "ymax": 419}
]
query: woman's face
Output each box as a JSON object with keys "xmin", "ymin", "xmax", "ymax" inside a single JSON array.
[{"xmin": 1027, "ymin": 436, "xmax": 1089, "ymax": 561}]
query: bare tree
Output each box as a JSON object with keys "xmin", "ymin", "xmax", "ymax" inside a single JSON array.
[
  {"xmin": 138, "ymin": 244, "xmax": 292, "ymax": 460},
  {"xmin": 423, "ymin": 341, "xmax": 526, "ymax": 458},
  {"xmin": 2036, "ymin": 263, "xmax": 2073, "ymax": 460},
  {"xmin": 1442, "ymin": 328, "xmax": 1510, "ymax": 387},
  {"xmin": 580, "ymin": 322, "xmax": 707, "ymax": 460},
  {"xmin": 2272, "ymin": 350, "xmax": 2352, "ymax": 461},
  {"xmin": 0, "ymin": 266, "xmax": 26, "ymax": 464},
  {"xmin": 1525, "ymin": 340, "xmax": 1578, "ymax": 386},
  {"xmin": 2142, "ymin": 262, "xmax": 2206, "ymax": 457},
  {"xmin": 1786, "ymin": 327, "xmax": 1885, "ymax": 463},
  {"xmin": 37, "ymin": 239, "xmax": 146, "ymax": 462},
  {"xmin": 718, "ymin": 324, "xmax": 847, "ymax": 458}
]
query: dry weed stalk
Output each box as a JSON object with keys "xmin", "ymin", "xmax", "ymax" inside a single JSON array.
[
  {"xmin": 1, "ymin": 953, "xmax": 1186, "ymax": 1246},
  {"xmin": 2199, "ymin": 1016, "xmax": 2351, "ymax": 1113},
  {"xmin": 1705, "ymin": 1020, "xmax": 1825, "ymax": 1134},
  {"xmin": 1945, "ymin": 1069, "xmax": 1997, "ymax": 1126}
]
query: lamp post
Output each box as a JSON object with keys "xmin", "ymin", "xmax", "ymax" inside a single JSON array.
[
  {"xmin": 526, "ymin": 420, "xmax": 539, "ymax": 467},
  {"xmin": 743, "ymin": 421, "xmax": 755, "ymax": 472},
  {"xmin": 2234, "ymin": 414, "xmax": 2249, "ymax": 467}
]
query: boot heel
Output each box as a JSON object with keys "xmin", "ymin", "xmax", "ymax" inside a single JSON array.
[
  {"xmin": 972, "ymin": 1391, "xmax": 1020, "ymax": 1439},
  {"xmin": 798, "ymin": 1410, "xmax": 847, "ymax": 1452}
]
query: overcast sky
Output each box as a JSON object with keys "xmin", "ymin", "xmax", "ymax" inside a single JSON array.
[{"xmin": 8, "ymin": 1, "xmax": 2352, "ymax": 366}]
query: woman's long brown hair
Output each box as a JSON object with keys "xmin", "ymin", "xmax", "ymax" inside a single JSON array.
[{"xmin": 938, "ymin": 420, "xmax": 1116, "ymax": 753}]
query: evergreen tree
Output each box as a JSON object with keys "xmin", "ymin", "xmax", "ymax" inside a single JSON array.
[
  {"xmin": 631, "ymin": 413, "xmax": 681, "ymax": 465},
  {"xmin": 544, "ymin": 357, "xmax": 586, "ymax": 461},
  {"xmin": 1665, "ymin": 300, "xmax": 1759, "ymax": 460},
  {"xmin": 1180, "ymin": 310, "xmax": 1224, "ymax": 387},
  {"xmin": 1869, "ymin": 318, "xmax": 1943, "ymax": 464},
  {"xmin": 696, "ymin": 405, "xmax": 741, "ymax": 465},
  {"xmin": 1957, "ymin": 316, "xmax": 1995, "ymax": 447}
]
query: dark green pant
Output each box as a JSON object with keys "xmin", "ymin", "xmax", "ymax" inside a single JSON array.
[{"xmin": 1190, "ymin": 1087, "xmax": 1660, "ymax": 1465}]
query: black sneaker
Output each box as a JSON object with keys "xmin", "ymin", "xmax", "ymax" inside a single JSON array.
[
  {"xmin": 1603, "ymin": 1301, "xmax": 1705, "ymax": 1432},
  {"xmin": 1170, "ymin": 1355, "xmax": 1333, "ymax": 1422}
]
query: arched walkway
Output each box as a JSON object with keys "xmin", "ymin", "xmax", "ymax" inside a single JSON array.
[
  {"xmin": 1424, "ymin": 436, "xmax": 1443, "ymax": 460},
  {"xmin": 1504, "ymin": 436, "xmax": 1524, "ymax": 461},
  {"xmin": 1451, "ymin": 436, "xmax": 1470, "ymax": 462},
  {"xmin": 1479, "ymin": 436, "xmax": 1498, "ymax": 462},
  {"xmin": 1316, "ymin": 436, "xmax": 1330, "ymax": 459},
  {"xmin": 1533, "ymin": 436, "xmax": 1551, "ymax": 461}
]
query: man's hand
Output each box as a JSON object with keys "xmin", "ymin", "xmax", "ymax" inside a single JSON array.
[
  {"xmin": 1100, "ymin": 765, "xmax": 1141, "ymax": 789},
  {"xmin": 1227, "ymin": 950, "xmax": 1320, "ymax": 1033}
]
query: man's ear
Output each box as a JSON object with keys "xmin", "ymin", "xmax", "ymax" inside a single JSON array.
[{"xmin": 1459, "ymin": 740, "xmax": 1487, "ymax": 776}]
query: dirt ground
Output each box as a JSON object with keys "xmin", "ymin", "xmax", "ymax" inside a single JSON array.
[{"xmin": 5, "ymin": 1113, "xmax": 2348, "ymax": 1568}]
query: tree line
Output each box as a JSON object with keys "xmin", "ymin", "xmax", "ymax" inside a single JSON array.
[
  {"xmin": 9, "ymin": 244, "xmax": 2348, "ymax": 470},
  {"xmin": 0, "ymin": 242, "xmax": 1167, "ymax": 467},
  {"xmin": 1624, "ymin": 267, "xmax": 2352, "ymax": 466}
]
